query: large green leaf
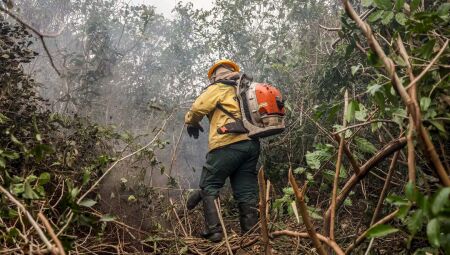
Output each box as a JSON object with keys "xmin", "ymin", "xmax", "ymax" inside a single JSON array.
[
  {"xmin": 366, "ymin": 224, "xmax": 399, "ymax": 238},
  {"xmin": 427, "ymin": 218, "xmax": 441, "ymax": 247},
  {"xmin": 420, "ymin": 97, "xmax": 432, "ymax": 111},
  {"xmin": 431, "ymin": 187, "xmax": 450, "ymax": 215},
  {"xmin": 395, "ymin": 13, "xmax": 407, "ymax": 25},
  {"xmin": 381, "ymin": 11, "xmax": 395, "ymax": 25},
  {"xmin": 368, "ymin": 10, "xmax": 385, "ymax": 22}
]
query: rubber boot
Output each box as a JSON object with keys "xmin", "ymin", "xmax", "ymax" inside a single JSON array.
[
  {"xmin": 200, "ymin": 194, "xmax": 223, "ymax": 242},
  {"xmin": 238, "ymin": 203, "xmax": 258, "ymax": 234},
  {"xmin": 186, "ymin": 190, "xmax": 202, "ymax": 210}
]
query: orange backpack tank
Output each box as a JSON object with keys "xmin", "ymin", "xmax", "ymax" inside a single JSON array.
[{"xmin": 237, "ymin": 74, "xmax": 285, "ymax": 138}]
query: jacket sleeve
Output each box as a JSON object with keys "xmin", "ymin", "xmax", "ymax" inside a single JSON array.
[{"xmin": 185, "ymin": 85, "xmax": 221, "ymax": 126}]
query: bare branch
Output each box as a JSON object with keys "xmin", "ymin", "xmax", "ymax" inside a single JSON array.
[
  {"xmin": 319, "ymin": 24, "xmax": 341, "ymax": 31},
  {"xmin": 37, "ymin": 212, "xmax": 66, "ymax": 255},
  {"xmin": 330, "ymin": 90, "xmax": 349, "ymax": 241},
  {"xmin": 324, "ymin": 137, "xmax": 407, "ymax": 234},
  {"xmin": 271, "ymin": 230, "xmax": 344, "ymax": 255},
  {"xmin": 0, "ymin": 5, "xmax": 63, "ymax": 76},
  {"xmin": 405, "ymin": 39, "xmax": 449, "ymax": 91},
  {"xmin": 288, "ymin": 169, "xmax": 327, "ymax": 255},
  {"xmin": 345, "ymin": 209, "xmax": 399, "ymax": 254},
  {"xmin": 258, "ymin": 167, "xmax": 272, "ymax": 255},
  {"xmin": 341, "ymin": 0, "xmax": 450, "ymax": 186},
  {"xmin": 0, "ymin": 185, "xmax": 55, "ymax": 253}
]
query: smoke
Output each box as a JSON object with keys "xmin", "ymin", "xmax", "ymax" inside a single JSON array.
[{"xmin": 15, "ymin": 0, "xmax": 212, "ymax": 192}]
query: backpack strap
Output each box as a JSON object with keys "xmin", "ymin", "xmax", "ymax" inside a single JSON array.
[{"xmin": 216, "ymin": 103, "xmax": 239, "ymax": 121}]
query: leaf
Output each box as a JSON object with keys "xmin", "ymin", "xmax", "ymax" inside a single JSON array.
[
  {"xmin": 79, "ymin": 199, "xmax": 97, "ymax": 208},
  {"xmin": 427, "ymin": 219, "xmax": 440, "ymax": 247},
  {"xmin": 407, "ymin": 209, "xmax": 424, "ymax": 235},
  {"xmin": 429, "ymin": 120, "xmax": 446, "ymax": 133},
  {"xmin": 395, "ymin": 13, "xmax": 407, "ymax": 25},
  {"xmin": 351, "ymin": 65, "xmax": 360, "ymax": 76},
  {"xmin": 368, "ymin": 10, "xmax": 385, "ymax": 22},
  {"xmin": 367, "ymin": 84, "xmax": 383, "ymax": 95},
  {"xmin": 366, "ymin": 224, "xmax": 399, "ymax": 238},
  {"xmin": 0, "ymin": 113, "xmax": 10, "ymax": 124},
  {"xmin": 99, "ymin": 214, "xmax": 116, "ymax": 222},
  {"xmin": 346, "ymin": 100, "xmax": 359, "ymax": 122},
  {"xmin": 293, "ymin": 167, "xmax": 306, "ymax": 175},
  {"xmin": 355, "ymin": 137, "xmax": 377, "ymax": 154},
  {"xmin": 381, "ymin": 11, "xmax": 394, "ymax": 25},
  {"xmin": 38, "ymin": 172, "xmax": 50, "ymax": 185},
  {"xmin": 374, "ymin": 0, "xmax": 393, "ymax": 10},
  {"xmin": 419, "ymin": 40, "xmax": 436, "ymax": 59},
  {"xmin": 70, "ymin": 187, "xmax": 80, "ymax": 199},
  {"xmin": 0, "ymin": 158, "xmax": 5, "ymax": 169},
  {"xmin": 410, "ymin": 0, "xmax": 420, "ymax": 12},
  {"xmin": 10, "ymin": 183, "xmax": 24, "ymax": 195},
  {"xmin": 82, "ymin": 170, "xmax": 91, "ymax": 185},
  {"xmin": 355, "ymin": 103, "xmax": 368, "ymax": 121},
  {"xmin": 397, "ymin": 204, "xmax": 412, "ymax": 220},
  {"xmin": 128, "ymin": 195, "xmax": 136, "ymax": 202},
  {"xmin": 431, "ymin": 187, "xmax": 450, "ymax": 215},
  {"xmin": 362, "ymin": 0, "xmax": 373, "ymax": 7},
  {"xmin": 395, "ymin": 0, "xmax": 405, "ymax": 11},
  {"xmin": 305, "ymin": 147, "xmax": 333, "ymax": 170},
  {"xmin": 23, "ymin": 182, "xmax": 40, "ymax": 199},
  {"xmin": 420, "ymin": 97, "xmax": 431, "ymax": 111}
]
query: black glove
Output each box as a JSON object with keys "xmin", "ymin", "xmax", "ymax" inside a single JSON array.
[{"xmin": 187, "ymin": 124, "xmax": 204, "ymax": 139}]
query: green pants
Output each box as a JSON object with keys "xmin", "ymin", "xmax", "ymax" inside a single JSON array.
[{"xmin": 199, "ymin": 140, "xmax": 260, "ymax": 206}]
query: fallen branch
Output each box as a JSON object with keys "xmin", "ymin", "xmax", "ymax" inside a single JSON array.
[
  {"xmin": 169, "ymin": 198, "xmax": 188, "ymax": 237},
  {"xmin": 214, "ymin": 199, "xmax": 233, "ymax": 255},
  {"xmin": 288, "ymin": 169, "xmax": 327, "ymax": 255},
  {"xmin": 324, "ymin": 137, "xmax": 407, "ymax": 233},
  {"xmin": 271, "ymin": 230, "xmax": 344, "ymax": 255},
  {"xmin": 37, "ymin": 212, "xmax": 66, "ymax": 255},
  {"xmin": 0, "ymin": 185, "xmax": 55, "ymax": 253},
  {"xmin": 345, "ymin": 209, "xmax": 399, "ymax": 254}
]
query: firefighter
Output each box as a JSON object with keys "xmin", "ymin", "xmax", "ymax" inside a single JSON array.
[{"xmin": 185, "ymin": 59, "xmax": 260, "ymax": 242}]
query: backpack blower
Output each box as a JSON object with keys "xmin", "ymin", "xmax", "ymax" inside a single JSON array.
[{"xmin": 217, "ymin": 74, "xmax": 286, "ymax": 138}]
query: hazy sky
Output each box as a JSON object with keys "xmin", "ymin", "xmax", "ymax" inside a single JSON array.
[{"xmin": 129, "ymin": 0, "xmax": 214, "ymax": 17}]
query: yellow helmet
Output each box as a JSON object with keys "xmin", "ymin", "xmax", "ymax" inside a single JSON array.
[{"xmin": 207, "ymin": 59, "xmax": 240, "ymax": 79}]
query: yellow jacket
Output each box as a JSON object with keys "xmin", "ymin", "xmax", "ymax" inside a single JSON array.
[{"xmin": 185, "ymin": 83, "xmax": 250, "ymax": 151}]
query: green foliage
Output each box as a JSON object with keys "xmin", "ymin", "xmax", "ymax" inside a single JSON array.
[
  {"xmin": 366, "ymin": 224, "xmax": 399, "ymax": 238},
  {"xmin": 388, "ymin": 183, "xmax": 450, "ymax": 253},
  {"xmin": 305, "ymin": 144, "xmax": 334, "ymax": 170}
]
